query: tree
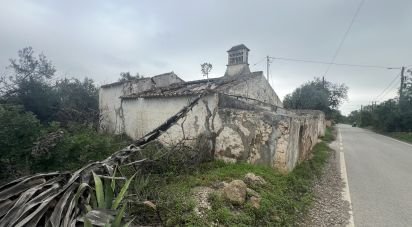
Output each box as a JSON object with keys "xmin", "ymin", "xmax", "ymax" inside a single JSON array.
[
  {"xmin": 0, "ymin": 47, "xmax": 55, "ymax": 97},
  {"xmin": 54, "ymin": 77, "xmax": 99, "ymax": 127},
  {"xmin": 201, "ymin": 63, "xmax": 212, "ymax": 79},
  {"xmin": 118, "ymin": 72, "xmax": 144, "ymax": 82},
  {"xmin": 0, "ymin": 47, "xmax": 58, "ymax": 122},
  {"xmin": 283, "ymin": 77, "xmax": 348, "ymax": 119}
]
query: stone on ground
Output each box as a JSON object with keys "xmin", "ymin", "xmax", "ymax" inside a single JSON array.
[
  {"xmin": 244, "ymin": 173, "xmax": 266, "ymax": 186},
  {"xmin": 223, "ymin": 180, "xmax": 247, "ymax": 205},
  {"xmin": 249, "ymin": 196, "xmax": 261, "ymax": 209}
]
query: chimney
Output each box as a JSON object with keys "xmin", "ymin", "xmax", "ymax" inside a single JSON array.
[{"xmin": 224, "ymin": 44, "xmax": 251, "ymax": 77}]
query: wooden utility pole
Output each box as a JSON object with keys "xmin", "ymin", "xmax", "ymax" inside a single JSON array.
[
  {"xmin": 360, "ymin": 105, "xmax": 363, "ymax": 125},
  {"xmin": 400, "ymin": 66, "xmax": 405, "ymax": 103},
  {"xmin": 266, "ymin": 56, "xmax": 270, "ymax": 81},
  {"xmin": 322, "ymin": 76, "xmax": 325, "ymax": 88}
]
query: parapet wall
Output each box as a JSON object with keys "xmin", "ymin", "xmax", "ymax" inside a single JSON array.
[{"xmin": 157, "ymin": 94, "xmax": 325, "ymax": 172}]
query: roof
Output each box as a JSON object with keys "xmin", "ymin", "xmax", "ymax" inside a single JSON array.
[
  {"xmin": 101, "ymin": 72, "xmax": 179, "ymax": 88},
  {"xmin": 227, "ymin": 44, "xmax": 250, "ymax": 52},
  {"xmin": 121, "ymin": 71, "xmax": 263, "ymax": 99}
]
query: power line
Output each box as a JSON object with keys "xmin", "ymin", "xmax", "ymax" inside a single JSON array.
[
  {"xmin": 269, "ymin": 56, "xmax": 398, "ymax": 69},
  {"xmin": 322, "ymin": 0, "xmax": 365, "ymax": 77},
  {"xmin": 378, "ymin": 79, "xmax": 400, "ymax": 102},
  {"xmin": 252, "ymin": 57, "xmax": 266, "ymax": 66},
  {"xmin": 374, "ymin": 72, "xmax": 401, "ymax": 101}
]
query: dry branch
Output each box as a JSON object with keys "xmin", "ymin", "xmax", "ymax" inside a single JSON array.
[{"xmin": 0, "ymin": 92, "xmax": 206, "ymax": 226}]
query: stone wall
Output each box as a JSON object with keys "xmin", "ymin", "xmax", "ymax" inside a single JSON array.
[{"xmin": 156, "ymin": 94, "xmax": 325, "ymax": 172}]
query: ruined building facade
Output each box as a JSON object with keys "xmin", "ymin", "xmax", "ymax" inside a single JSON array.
[{"xmin": 99, "ymin": 45, "xmax": 325, "ymax": 172}]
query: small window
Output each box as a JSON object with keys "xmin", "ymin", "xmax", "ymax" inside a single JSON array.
[{"xmin": 229, "ymin": 51, "xmax": 244, "ymax": 64}]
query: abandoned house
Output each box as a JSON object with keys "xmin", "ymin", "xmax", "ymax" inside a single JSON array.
[{"xmin": 99, "ymin": 44, "xmax": 325, "ymax": 172}]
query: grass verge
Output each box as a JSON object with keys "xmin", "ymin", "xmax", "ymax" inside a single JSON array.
[
  {"xmin": 321, "ymin": 126, "xmax": 336, "ymax": 143},
  {"xmin": 130, "ymin": 142, "xmax": 332, "ymax": 226},
  {"xmin": 387, "ymin": 132, "xmax": 412, "ymax": 144}
]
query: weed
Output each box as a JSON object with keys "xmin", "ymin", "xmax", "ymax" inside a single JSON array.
[{"xmin": 129, "ymin": 142, "xmax": 332, "ymax": 226}]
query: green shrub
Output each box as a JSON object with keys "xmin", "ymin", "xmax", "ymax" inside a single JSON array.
[
  {"xmin": 0, "ymin": 104, "xmax": 42, "ymax": 181},
  {"xmin": 31, "ymin": 125, "xmax": 131, "ymax": 172}
]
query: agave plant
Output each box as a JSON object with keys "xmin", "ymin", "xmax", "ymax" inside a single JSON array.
[
  {"xmin": 0, "ymin": 94, "xmax": 204, "ymax": 226},
  {"xmin": 82, "ymin": 171, "xmax": 136, "ymax": 227}
]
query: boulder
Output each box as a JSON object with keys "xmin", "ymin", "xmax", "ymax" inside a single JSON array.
[
  {"xmin": 223, "ymin": 180, "xmax": 247, "ymax": 205},
  {"xmin": 249, "ymin": 196, "xmax": 261, "ymax": 209},
  {"xmin": 244, "ymin": 173, "xmax": 266, "ymax": 186}
]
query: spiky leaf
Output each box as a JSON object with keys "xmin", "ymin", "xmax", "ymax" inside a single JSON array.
[
  {"xmin": 111, "ymin": 174, "xmax": 135, "ymax": 210},
  {"xmin": 92, "ymin": 172, "xmax": 105, "ymax": 209},
  {"xmin": 112, "ymin": 203, "xmax": 127, "ymax": 227}
]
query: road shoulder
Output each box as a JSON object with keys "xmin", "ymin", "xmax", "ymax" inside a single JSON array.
[{"xmin": 299, "ymin": 128, "xmax": 351, "ymax": 226}]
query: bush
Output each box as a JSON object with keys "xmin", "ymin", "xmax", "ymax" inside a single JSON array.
[
  {"xmin": 0, "ymin": 104, "xmax": 42, "ymax": 181},
  {"xmin": 31, "ymin": 125, "xmax": 131, "ymax": 172}
]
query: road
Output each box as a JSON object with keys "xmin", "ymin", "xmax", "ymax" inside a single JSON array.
[{"xmin": 338, "ymin": 124, "xmax": 412, "ymax": 227}]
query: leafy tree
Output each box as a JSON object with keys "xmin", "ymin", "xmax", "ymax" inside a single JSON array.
[
  {"xmin": 0, "ymin": 47, "xmax": 55, "ymax": 96},
  {"xmin": 0, "ymin": 47, "xmax": 58, "ymax": 122},
  {"xmin": 284, "ymin": 77, "xmax": 348, "ymax": 119},
  {"xmin": 118, "ymin": 72, "xmax": 144, "ymax": 82},
  {"xmin": 201, "ymin": 62, "xmax": 212, "ymax": 79},
  {"xmin": 54, "ymin": 77, "xmax": 99, "ymax": 127}
]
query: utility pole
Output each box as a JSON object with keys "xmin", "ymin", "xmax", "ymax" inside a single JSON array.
[
  {"xmin": 266, "ymin": 56, "xmax": 270, "ymax": 81},
  {"xmin": 322, "ymin": 76, "xmax": 325, "ymax": 88},
  {"xmin": 400, "ymin": 66, "xmax": 405, "ymax": 103},
  {"xmin": 360, "ymin": 105, "xmax": 363, "ymax": 126}
]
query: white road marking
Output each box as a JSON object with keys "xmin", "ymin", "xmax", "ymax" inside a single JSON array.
[{"xmin": 338, "ymin": 128, "xmax": 355, "ymax": 227}]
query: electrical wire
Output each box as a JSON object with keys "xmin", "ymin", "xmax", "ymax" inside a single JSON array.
[
  {"xmin": 252, "ymin": 57, "xmax": 266, "ymax": 66},
  {"xmin": 374, "ymin": 72, "xmax": 401, "ymax": 101},
  {"xmin": 269, "ymin": 56, "xmax": 397, "ymax": 69},
  {"xmin": 322, "ymin": 0, "xmax": 365, "ymax": 76},
  {"xmin": 378, "ymin": 76, "xmax": 401, "ymax": 102}
]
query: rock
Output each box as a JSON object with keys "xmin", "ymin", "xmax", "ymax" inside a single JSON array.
[
  {"xmin": 212, "ymin": 181, "xmax": 228, "ymax": 189},
  {"xmin": 223, "ymin": 180, "xmax": 247, "ymax": 205},
  {"xmin": 244, "ymin": 173, "xmax": 266, "ymax": 186},
  {"xmin": 249, "ymin": 196, "xmax": 261, "ymax": 209},
  {"xmin": 246, "ymin": 188, "xmax": 260, "ymax": 198}
]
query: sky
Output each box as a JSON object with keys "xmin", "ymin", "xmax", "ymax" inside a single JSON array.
[{"xmin": 1, "ymin": 0, "xmax": 412, "ymax": 115}]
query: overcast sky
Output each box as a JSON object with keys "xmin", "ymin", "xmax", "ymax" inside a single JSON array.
[{"xmin": 1, "ymin": 0, "xmax": 411, "ymax": 114}]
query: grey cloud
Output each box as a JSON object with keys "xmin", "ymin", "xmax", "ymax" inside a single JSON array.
[{"xmin": 1, "ymin": 0, "xmax": 411, "ymax": 114}]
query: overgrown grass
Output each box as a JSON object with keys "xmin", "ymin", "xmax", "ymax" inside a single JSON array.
[
  {"xmin": 387, "ymin": 132, "xmax": 412, "ymax": 144},
  {"xmin": 129, "ymin": 142, "xmax": 332, "ymax": 226},
  {"xmin": 321, "ymin": 126, "xmax": 336, "ymax": 143}
]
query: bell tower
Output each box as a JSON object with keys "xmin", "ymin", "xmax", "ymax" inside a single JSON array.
[{"xmin": 224, "ymin": 44, "xmax": 251, "ymax": 77}]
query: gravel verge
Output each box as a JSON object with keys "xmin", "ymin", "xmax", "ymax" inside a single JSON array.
[{"xmin": 299, "ymin": 147, "xmax": 351, "ymax": 226}]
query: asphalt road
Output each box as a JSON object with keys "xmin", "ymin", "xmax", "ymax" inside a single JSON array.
[{"xmin": 338, "ymin": 124, "xmax": 412, "ymax": 227}]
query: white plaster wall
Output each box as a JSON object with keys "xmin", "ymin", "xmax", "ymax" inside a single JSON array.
[
  {"xmin": 122, "ymin": 96, "xmax": 200, "ymax": 139},
  {"xmin": 99, "ymin": 79, "xmax": 154, "ymax": 134},
  {"xmin": 223, "ymin": 75, "xmax": 283, "ymax": 107},
  {"xmin": 158, "ymin": 94, "xmax": 220, "ymax": 146},
  {"xmin": 224, "ymin": 64, "xmax": 251, "ymax": 77},
  {"xmin": 99, "ymin": 85, "xmax": 126, "ymax": 134},
  {"xmin": 152, "ymin": 73, "xmax": 183, "ymax": 87},
  {"xmin": 99, "ymin": 74, "xmax": 183, "ymax": 135}
]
